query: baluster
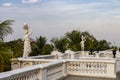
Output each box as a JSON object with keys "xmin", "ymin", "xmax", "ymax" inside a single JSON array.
[
  {"xmin": 87, "ymin": 62, "xmax": 90, "ymax": 73},
  {"xmin": 68, "ymin": 62, "xmax": 71, "ymax": 72},
  {"xmin": 72, "ymin": 62, "xmax": 75, "ymax": 72},
  {"xmin": 103, "ymin": 63, "xmax": 107, "ymax": 74},
  {"xmin": 75, "ymin": 62, "xmax": 77, "ymax": 72},
  {"xmin": 100, "ymin": 63, "xmax": 103, "ymax": 74},
  {"xmin": 89, "ymin": 62, "xmax": 92, "ymax": 73},
  {"xmin": 82, "ymin": 62, "xmax": 84, "ymax": 73},
  {"xmin": 77, "ymin": 62, "xmax": 80, "ymax": 73},
  {"xmin": 98, "ymin": 62, "xmax": 100, "ymax": 74},
  {"xmin": 92, "ymin": 62, "xmax": 95, "ymax": 74},
  {"xmin": 70, "ymin": 62, "xmax": 72, "ymax": 72},
  {"xmin": 83, "ymin": 62, "xmax": 85, "ymax": 73},
  {"xmin": 94, "ymin": 63, "xmax": 97, "ymax": 73},
  {"xmin": 80, "ymin": 62, "xmax": 83, "ymax": 73},
  {"xmin": 84, "ymin": 62, "xmax": 87, "ymax": 73},
  {"xmin": 80, "ymin": 62, "xmax": 82, "ymax": 73},
  {"xmin": 77, "ymin": 62, "xmax": 79, "ymax": 73},
  {"xmin": 91, "ymin": 62, "xmax": 94, "ymax": 73},
  {"xmin": 104, "ymin": 63, "xmax": 107, "ymax": 74},
  {"xmin": 101, "ymin": 63, "xmax": 105, "ymax": 74},
  {"xmin": 96, "ymin": 62, "xmax": 99, "ymax": 74}
]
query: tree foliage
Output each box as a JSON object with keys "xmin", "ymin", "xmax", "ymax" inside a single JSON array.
[
  {"xmin": 32, "ymin": 36, "xmax": 53, "ymax": 55},
  {"xmin": 0, "ymin": 20, "xmax": 14, "ymax": 41},
  {"xmin": 51, "ymin": 37, "xmax": 69, "ymax": 52},
  {"xmin": 51, "ymin": 30, "xmax": 111, "ymax": 52},
  {"xmin": 0, "ymin": 42, "xmax": 13, "ymax": 72}
]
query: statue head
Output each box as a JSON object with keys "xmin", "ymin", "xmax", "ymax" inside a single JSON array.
[
  {"xmin": 23, "ymin": 23, "xmax": 29, "ymax": 30},
  {"xmin": 81, "ymin": 36, "xmax": 83, "ymax": 41},
  {"xmin": 23, "ymin": 23, "xmax": 29, "ymax": 34},
  {"xmin": 81, "ymin": 35, "xmax": 86, "ymax": 42}
]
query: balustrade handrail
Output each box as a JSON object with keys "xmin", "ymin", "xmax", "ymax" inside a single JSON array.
[
  {"xmin": 39, "ymin": 60, "xmax": 64, "ymax": 69},
  {"xmin": 79, "ymin": 57, "xmax": 116, "ymax": 60},
  {"xmin": 68, "ymin": 59, "xmax": 116, "ymax": 63},
  {"xmin": 23, "ymin": 55, "xmax": 55, "ymax": 59},
  {"xmin": 0, "ymin": 64, "xmax": 41, "ymax": 79},
  {"xmin": 0, "ymin": 60, "xmax": 65, "ymax": 79},
  {"xmin": 16, "ymin": 58, "xmax": 56, "ymax": 61}
]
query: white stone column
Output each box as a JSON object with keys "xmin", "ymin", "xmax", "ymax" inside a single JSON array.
[
  {"xmin": 62, "ymin": 60, "xmax": 67, "ymax": 76},
  {"xmin": 38, "ymin": 69, "xmax": 47, "ymax": 80},
  {"xmin": 106, "ymin": 62, "xmax": 116, "ymax": 78},
  {"xmin": 11, "ymin": 58, "xmax": 21, "ymax": 70},
  {"xmin": 95, "ymin": 53, "xmax": 100, "ymax": 58},
  {"xmin": 81, "ymin": 51, "xmax": 85, "ymax": 57}
]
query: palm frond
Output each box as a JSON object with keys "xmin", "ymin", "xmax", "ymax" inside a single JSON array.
[{"xmin": 0, "ymin": 20, "xmax": 14, "ymax": 41}]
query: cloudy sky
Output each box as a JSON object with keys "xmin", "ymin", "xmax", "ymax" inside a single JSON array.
[{"xmin": 0, "ymin": 0, "xmax": 120, "ymax": 46}]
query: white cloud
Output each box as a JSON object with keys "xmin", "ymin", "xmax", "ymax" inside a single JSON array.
[
  {"xmin": 2, "ymin": 3, "xmax": 12, "ymax": 7},
  {"xmin": 22, "ymin": 0, "xmax": 38, "ymax": 4}
]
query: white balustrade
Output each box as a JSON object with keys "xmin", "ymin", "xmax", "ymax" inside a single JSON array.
[
  {"xmin": 11, "ymin": 58, "xmax": 55, "ymax": 70},
  {"xmin": 0, "ymin": 59, "xmax": 117, "ymax": 80},
  {"xmin": 0, "ymin": 64, "xmax": 41, "ymax": 80},
  {"xmin": 0, "ymin": 60, "xmax": 66, "ymax": 80},
  {"xmin": 47, "ymin": 63, "xmax": 63, "ymax": 80},
  {"xmin": 67, "ymin": 60, "xmax": 116, "ymax": 78},
  {"xmin": 62, "ymin": 53, "xmax": 68, "ymax": 59}
]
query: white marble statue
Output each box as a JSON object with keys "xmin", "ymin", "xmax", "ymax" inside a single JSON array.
[
  {"xmin": 80, "ymin": 36, "xmax": 86, "ymax": 51},
  {"xmin": 22, "ymin": 23, "xmax": 32, "ymax": 58}
]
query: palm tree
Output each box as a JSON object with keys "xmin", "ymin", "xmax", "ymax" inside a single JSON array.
[
  {"xmin": 7, "ymin": 39, "xmax": 23, "ymax": 57},
  {"xmin": 97, "ymin": 40, "xmax": 111, "ymax": 51},
  {"xmin": 51, "ymin": 37, "xmax": 69, "ymax": 52},
  {"xmin": 0, "ymin": 20, "xmax": 14, "ymax": 72},
  {"xmin": 35, "ymin": 36, "xmax": 53, "ymax": 55},
  {"xmin": 65, "ymin": 30, "xmax": 81, "ymax": 51},
  {"xmin": 0, "ymin": 42, "xmax": 13, "ymax": 72},
  {"xmin": 65, "ymin": 30, "xmax": 81, "ymax": 44},
  {"xmin": 0, "ymin": 20, "xmax": 14, "ymax": 41},
  {"xmin": 36, "ymin": 36, "xmax": 47, "ymax": 49}
]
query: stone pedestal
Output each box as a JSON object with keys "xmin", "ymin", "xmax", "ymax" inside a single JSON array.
[
  {"xmin": 65, "ymin": 50, "xmax": 75, "ymax": 59},
  {"xmin": 95, "ymin": 53, "xmax": 99, "ymax": 58}
]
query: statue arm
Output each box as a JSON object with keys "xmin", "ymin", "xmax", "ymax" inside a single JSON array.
[
  {"xmin": 84, "ymin": 39, "xmax": 86, "ymax": 42},
  {"xmin": 28, "ymin": 29, "xmax": 32, "ymax": 36}
]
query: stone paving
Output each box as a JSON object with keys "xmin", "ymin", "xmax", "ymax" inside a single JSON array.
[
  {"xmin": 61, "ymin": 76, "xmax": 116, "ymax": 80},
  {"xmin": 116, "ymin": 71, "xmax": 120, "ymax": 80}
]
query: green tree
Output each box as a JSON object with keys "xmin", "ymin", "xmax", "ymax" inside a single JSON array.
[
  {"xmin": 30, "ymin": 40, "xmax": 39, "ymax": 56},
  {"xmin": 97, "ymin": 40, "xmax": 111, "ymax": 51},
  {"xmin": 81, "ymin": 31, "xmax": 96, "ymax": 51},
  {"xmin": 65, "ymin": 30, "xmax": 110, "ymax": 51},
  {"xmin": 0, "ymin": 42, "xmax": 13, "ymax": 72},
  {"xmin": 6, "ymin": 39, "xmax": 23, "ymax": 57},
  {"xmin": 40, "ymin": 44, "xmax": 53, "ymax": 55},
  {"xmin": 36, "ymin": 36, "xmax": 47, "ymax": 49},
  {"xmin": 51, "ymin": 37, "xmax": 69, "ymax": 52},
  {"xmin": 65, "ymin": 30, "xmax": 81, "ymax": 51},
  {"xmin": 0, "ymin": 20, "xmax": 14, "ymax": 41},
  {"xmin": 0, "ymin": 20, "xmax": 14, "ymax": 72},
  {"xmin": 35, "ymin": 36, "xmax": 53, "ymax": 55}
]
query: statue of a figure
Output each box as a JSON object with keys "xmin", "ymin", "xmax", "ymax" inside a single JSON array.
[
  {"xmin": 80, "ymin": 36, "xmax": 86, "ymax": 51},
  {"xmin": 22, "ymin": 23, "xmax": 32, "ymax": 58}
]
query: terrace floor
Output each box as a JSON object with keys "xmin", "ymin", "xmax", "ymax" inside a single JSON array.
[{"xmin": 60, "ymin": 76, "xmax": 116, "ymax": 80}]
